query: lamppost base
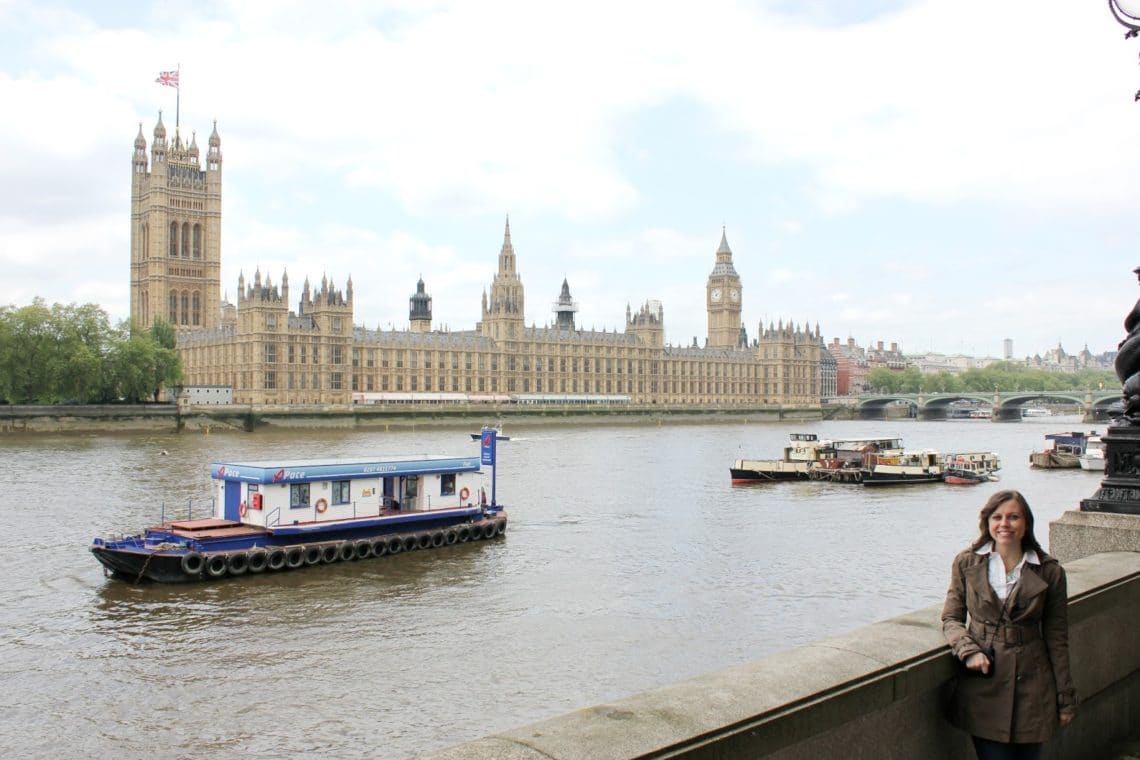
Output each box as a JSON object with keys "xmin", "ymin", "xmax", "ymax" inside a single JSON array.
[{"xmin": 1080, "ymin": 424, "xmax": 1140, "ymax": 514}]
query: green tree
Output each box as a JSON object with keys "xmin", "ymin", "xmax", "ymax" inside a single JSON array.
[
  {"xmin": 866, "ymin": 368, "xmax": 903, "ymax": 393},
  {"xmin": 0, "ymin": 301, "xmax": 182, "ymax": 404},
  {"xmin": 0, "ymin": 299, "xmax": 55, "ymax": 403},
  {"xmin": 103, "ymin": 321, "xmax": 183, "ymax": 403},
  {"xmin": 150, "ymin": 318, "xmax": 177, "ymax": 350}
]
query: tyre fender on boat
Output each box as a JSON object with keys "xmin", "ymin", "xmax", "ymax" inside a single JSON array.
[
  {"xmin": 321, "ymin": 544, "xmax": 339, "ymax": 563},
  {"xmin": 459, "ymin": 486, "xmax": 471, "ymax": 502},
  {"xmin": 353, "ymin": 540, "xmax": 372, "ymax": 560},
  {"xmin": 304, "ymin": 545, "xmax": 322, "ymax": 565},
  {"xmin": 314, "ymin": 498, "xmax": 328, "ymax": 514},
  {"xmin": 430, "ymin": 530, "xmax": 446, "ymax": 548},
  {"xmin": 227, "ymin": 552, "xmax": 249, "ymax": 575},
  {"xmin": 180, "ymin": 551, "xmax": 204, "ymax": 576},
  {"xmin": 457, "ymin": 525, "xmax": 471, "ymax": 542},
  {"xmin": 387, "ymin": 536, "xmax": 404, "ymax": 554},
  {"xmin": 247, "ymin": 549, "xmax": 268, "ymax": 573},
  {"xmin": 482, "ymin": 522, "xmax": 497, "ymax": 540},
  {"xmin": 205, "ymin": 554, "xmax": 228, "ymax": 578},
  {"xmin": 495, "ymin": 519, "xmax": 506, "ymax": 536},
  {"xmin": 337, "ymin": 542, "xmax": 355, "ymax": 562},
  {"xmin": 416, "ymin": 532, "xmax": 433, "ymax": 550},
  {"xmin": 370, "ymin": 538, "xmax": 388, "ymax": 557},
  {"xmin": 285, "ymin": 546, "xmax": 305, "ymax": 569},
  {"xmin": 403, "ymin": 535, "xmax": 419, "ymax": 552},
  {"xmin": 444, "ymin": 528, "xmax": 458, "ymax": 545},
  {"xmin": 266, "ymin": 548, "xmax": 287, "ymax": 571}
]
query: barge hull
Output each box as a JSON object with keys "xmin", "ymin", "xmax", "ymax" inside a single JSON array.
[{"xmin": 92, "ymin": 514, "xmax": 508, "ymax": 583}]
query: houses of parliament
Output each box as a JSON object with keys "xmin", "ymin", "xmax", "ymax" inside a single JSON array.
[{"xmin": 129, "ymin": 115, "xmax": 822, "ymax": 408}]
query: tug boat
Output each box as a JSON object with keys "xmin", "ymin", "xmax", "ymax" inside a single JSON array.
[
  {"xmin": 941, "ymin": 452, "xmax": 1002, "ymax": 485},
  {"xmin": 861, "ymin": 449, "xmax": 946, "ymax": 486},
  {"xmin": 1029, "ymin": 431, "xmax": 1098, "ymax": 469},
  {"xmin": 91, "ymin": 431, "xmax": 509, "ymax": 583},
  {"xmin": 470, "ymin": 425, "xmax": 509, "ymax": 441},
  {"xmin": 731, "ymin": 434, "xmax": 904, "ymax": 484}
]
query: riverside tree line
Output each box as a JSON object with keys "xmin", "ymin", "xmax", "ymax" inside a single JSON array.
[
  {"xmin": 0, "ymin": 299, "xmax": 182, "ymax": 404},
  {"xmin": 865, "ymin": 364, "xmax": 1116, "ymax": 395}
]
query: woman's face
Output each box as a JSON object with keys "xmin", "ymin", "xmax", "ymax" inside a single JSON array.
[{"xmin": 989, "ymin": 498, "xmax": 1027, "ymax": 549}]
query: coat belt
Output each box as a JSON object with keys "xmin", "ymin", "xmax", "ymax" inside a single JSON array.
[{"xmin": 972, "ymin": 621, "xmax": 1042, "ymax": 646}]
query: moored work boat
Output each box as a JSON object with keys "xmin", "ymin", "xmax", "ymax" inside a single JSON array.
[
  {"xmin": 1079, "ymin": 436, "xmax": 1105, "ymax": 472},
  {"xmin": 941, "ymin": 452, "xmax": 1002, "ymax": 485},
  {"xmin": 860, "ymin": 449, "xmax": 945, "ymax": 486},
  {"xmin": 1029, "ymin": 431, "xmax": 1098, "ymax": 469},
  {"xmin": 92, "ymin": 430, "xmax": 509, "ymax": 583},
  {"xmin": 731, "ymin": 434, "xmax": 904, "ymax": 484}
]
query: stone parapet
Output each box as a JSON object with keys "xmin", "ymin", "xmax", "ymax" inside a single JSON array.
[
  {"xmin": 418, "ymin": 552, "xmax": 1140, "ymax": 760},
  {"xmin": 1050, "ymin": 511, "xmax": 1140, "ymax": 563}
]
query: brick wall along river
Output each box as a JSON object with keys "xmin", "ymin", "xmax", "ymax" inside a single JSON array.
[{"xmin": 0, "ymin": 417, "xmax": 1106, "ymax": 758}]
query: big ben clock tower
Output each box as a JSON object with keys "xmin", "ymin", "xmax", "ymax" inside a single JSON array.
[{"xmin": 706, "ymin": 228, "xmax": 742, "ymax": 348}]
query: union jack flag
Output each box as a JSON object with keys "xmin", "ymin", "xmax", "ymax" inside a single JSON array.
[{"xmin": 155, "ymin": 70, "xmax": 179, "ymax": 88}]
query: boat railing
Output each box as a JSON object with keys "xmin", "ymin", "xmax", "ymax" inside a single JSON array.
[
  {"xmin": 158, "ymin": 498, "xmax": 210, "ymax": 526},
  {"xmin": 265, "ymin": 507, "xmax": 281, "ymax": 528}
]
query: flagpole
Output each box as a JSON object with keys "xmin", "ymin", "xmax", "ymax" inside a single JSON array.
[{"xmin": 175, "ymin": 63, "xmax": 181, "ymax": 130}]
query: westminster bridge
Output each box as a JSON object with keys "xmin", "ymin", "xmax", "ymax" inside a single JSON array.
[{"xmin": 855, "ymin": 389, "xmax": 1118, "ymax": 421}]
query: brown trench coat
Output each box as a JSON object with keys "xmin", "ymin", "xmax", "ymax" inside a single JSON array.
[{"xmin": 941, "ymin": 548, "xmax": 1077, "ymax": 743}]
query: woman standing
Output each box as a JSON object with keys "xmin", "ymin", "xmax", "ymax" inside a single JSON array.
[{"xmin": 941, "ymin": 490, "xmax": 1077, "ymax": 759}]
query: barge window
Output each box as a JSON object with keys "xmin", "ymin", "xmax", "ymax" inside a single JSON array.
[
  {"xmin": 440, "ymin": 473, "xmax": 455, "ymax": 496},
  {"xmin": 333, "ymin": 480, "xmax": 350, "ymax": 505},
  {"xmin": 290, "ymin": 483, "xmax": 310, "ymax": 509}
]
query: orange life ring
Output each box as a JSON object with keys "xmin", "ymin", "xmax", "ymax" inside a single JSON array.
[
  {"xmin": 459, "ymin": 486, "xmax": 471, "ymax": 501},
  {"xmin": 315, "ymin": 498, "xmax": 329, "ymax": 513},
  {"xmin": 239, "ymin": 501, "xmax": 248, "ymax": 517}
]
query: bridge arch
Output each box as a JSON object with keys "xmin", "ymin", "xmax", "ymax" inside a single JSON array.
[{"xmin": 855, "ymin": 390, "xmax": 1120, "ymax": 422}]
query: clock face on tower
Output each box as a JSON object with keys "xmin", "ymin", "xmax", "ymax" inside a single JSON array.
[
  {"xmin": 729, "ymin": 288, "xmax": 739, "ymax": 302},
  {"xmin": 711, "ymin": 288, "xmax": 722, "ymax": 302}
]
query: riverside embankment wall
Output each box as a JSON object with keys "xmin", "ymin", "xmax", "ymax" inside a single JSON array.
[
  {"xmin": 421, "ymin": 552, "xmax": 1140, "ymax": 760},
  {"xmin": 0, "ymin": 404, "xmax": 825, "ymax": 433}
]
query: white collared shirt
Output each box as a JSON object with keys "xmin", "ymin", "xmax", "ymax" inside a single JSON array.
[{"xmin": 975, "ymin": 541, "xmax": 1040, "ymax": 600}]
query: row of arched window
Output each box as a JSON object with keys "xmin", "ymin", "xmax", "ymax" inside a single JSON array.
[
  {"xmin": 169, "ymin": 290, "xmax": 202, "ymax": 327},
  {"xmin": 168, "ymin": 221, "xmax": 203, "ymax": 258}
]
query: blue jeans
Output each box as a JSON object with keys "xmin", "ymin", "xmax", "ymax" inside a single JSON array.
[{"xmin": 972, "ymin": 736, "xmax": 1042, "ymax": 760}]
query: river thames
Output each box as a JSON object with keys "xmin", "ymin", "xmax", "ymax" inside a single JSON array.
[{"xmin": 0, "ymin": 415, "xmax": 1107, "ymax": 758}]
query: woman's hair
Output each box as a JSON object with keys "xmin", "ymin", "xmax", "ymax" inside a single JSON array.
[{"xmin": 969, "ymin": 489, "xmax": 1046, "ymax": 555}]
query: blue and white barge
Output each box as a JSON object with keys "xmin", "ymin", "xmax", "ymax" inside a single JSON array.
[{"xmin": 91, "ymin": 435, "xmax": 508, "ymax": 583}]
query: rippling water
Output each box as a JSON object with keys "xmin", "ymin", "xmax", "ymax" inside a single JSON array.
[{"xmin": 0, "ymin": 416, "xmax": 1105, "ymax": 757}]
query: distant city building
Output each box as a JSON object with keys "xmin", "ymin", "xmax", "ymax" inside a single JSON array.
[
  {"xmin": 1023, "ymin": 341, "xmax": 1108, "ymax": 373},
  {"xmin": 1003, "ymin": 338, "xmax": 1013, "ymax": 360},
  {"xmin": 819, "ymin": 343, "xmax": 838, "ymax": 399},
  {"xmin": 909, "ymin": 353, "xmax": 999, "ymax": 375},
  {"xmin": 828, "ymin": 337, "xmax": 871, "ymax": 395},
  {"xmin": 866, "ymin": 341, "xmax": 907, "ymax": 371},
  {"xmin": 130, "ymin": 115, "xmax": 822, "ymax": 407}
]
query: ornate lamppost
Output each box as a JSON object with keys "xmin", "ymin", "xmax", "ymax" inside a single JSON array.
[
  {"xmin": 1108, "ymin": 0, "xmax": 1140, "ymax": 99},
  {"xmin": 1081, "ymin": 267, "xmax": 1140, "ymax": 514}
]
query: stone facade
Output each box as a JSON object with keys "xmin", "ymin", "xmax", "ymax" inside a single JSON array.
[
  {"xmin": 130, "ymin": 113, "xmax": 222, "ymax": 331},
  {"xmin": 133, "ymin": 118, "xmax": 821, "ymax": 407}
]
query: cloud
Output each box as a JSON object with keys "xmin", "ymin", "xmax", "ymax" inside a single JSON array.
[{"xmin": 0, "ymin": 0, "xmax": 1131, "ymax": 357}]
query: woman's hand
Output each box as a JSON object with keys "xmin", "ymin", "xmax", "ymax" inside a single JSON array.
[
  {"xmin": 1059, "ymin": 706, "xmax": 1075, "ymax": 727},
  {"xmin": 964, "ymin": 652, "xmax": 991, "ymax": 674}
]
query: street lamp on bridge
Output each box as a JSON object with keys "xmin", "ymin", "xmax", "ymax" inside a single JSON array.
[{"xmin": 1108, "ymin": 0, "xmax": 1140, "ymax": 99}]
